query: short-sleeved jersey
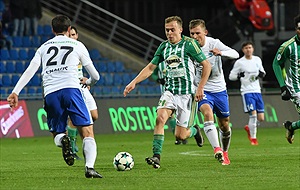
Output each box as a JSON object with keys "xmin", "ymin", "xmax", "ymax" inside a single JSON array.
[
  {"xmin": 194, "ymin": 36, "xmax": 238, "ymax": 92},
  {"xmin": 151, "ymin": 35, "xmax": 206, "ymax": 95},
  {"xmin": 273, "ymin": 35, "xmax": 300, "ymax": 93},
  {"xmin": 31, "ymin": 35, "xmax": 93, "ymax": 96},
  {"xmin": 230, "ymin": 55, "xmax": 265, "ymax": 94}
]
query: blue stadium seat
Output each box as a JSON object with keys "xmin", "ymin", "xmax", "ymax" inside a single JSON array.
[
  {"xmin": 0, "ymin": 88, "xmax": 6, "ymax": 95},
  {"xmin": 22, "ymin": 36, "xmax": 32, "ymax": 47},
  {"xmin": 9, "ymin": 49, "xmax": 19, "ymax": 60},
  {"xmin": 37, "ymin": 25, "xmax": 44, "ymax": 35},
  {"xmin": 2, "ymin": 74, "xmax": 12, "ymax": 87},
  {"xmin": 122, "ymin": 73, "xmax": 131, "ymax": 85},
  {"xmin": 93, "ymin": 87, "xmax": 101, "ymax": 96},
  {"xmin": 106, "ymin": 61, "xmax": 116, "ymax": 73},
  {"xmin": 138, "ymin": 86, "xmax": 147, "ymax": 94},
  {"xmin": 0, "ymin": 49, "xmax": 10, "ymax": 60},
  {"xmin": 27, "ymin": 87, "xmax": 39, "ymax": 96},
  {"xmin": 5, "ymin": 61, "xmax": 15, "ymax": 73},
  {"xmin": 104, "ymin": 73, "xmax": 114, "ymax": 86},
  {"xmin": 32, "ymin": 36, "xmax": 41, "ymax": 47},
  {"xmin": 0, "ymin": 61, "xmax": 6, "ymax": 73},
  {"xmin": 115, "ymin": 61, "xmax": 125, "ymax": 72},
  {"xmin": 19, "ymin": 49, "xmax": 28, "ymax": 60},
  {"xmin": 102, "ymin": 86, "xmax": 111, "ymax": 94},
  {"xmin": 30, "ymin": 74, "xmax": 41, "ymax": 86},
  {"xmin": 11, "ymin": 74, "xmax": 20, "ymax": 85},
  {"xmin": 97, "ymin": 61, "xmax": 107, "ymax": 72},
  {"xmin": 113, "ymin": 73, "xmax": 123, "ymax": 86},
  {"xmin": 15, "ymin": 61, "xmax": 25, "ymax": 73},
  {"xmin": 41, "ymin": 36, "xmax": 50, "ymax": 43},
  {"xmin": 36, "ymin": 87, "xmax": 43, "ymax": 94},
  {"xmin": 111, "ymin": 86, "xmax": 120, "ymax": 94},
  {"xmin": 28, "ymin": 49, "xmax": 36, "ymax": 59},
  {"xmin": 89, "ymin": 49, "xmax": 102, "ymax": 60},
  {"xmin": 12, "ymin": 36, "xmax": 23, "ymax": 47},
  {"xmin": 43, "ymin": 25, "xmax": 53, "ymax": 36}
]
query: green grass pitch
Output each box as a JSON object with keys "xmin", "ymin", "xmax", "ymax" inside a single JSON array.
[{"xmin": 0, "ymin": 127, "xmax": 299, "ymax": 190}]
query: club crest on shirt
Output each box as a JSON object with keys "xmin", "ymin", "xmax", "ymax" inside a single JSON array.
[
  {"xmin": 276, "ymin": 53, "xmax": 281, "ymax": 61},
  {"xmin": 165, "ymin": 54, "xmax": 181, "ymax": 68}
]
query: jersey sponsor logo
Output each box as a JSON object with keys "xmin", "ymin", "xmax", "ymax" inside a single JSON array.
[
  {"xmin": 168, "ymin": 68, "xmax": 185, "ymax": 78},
  {"xmin": 45, "ymin": 66, "xmax": 68, "ymax": 74},
  {"xmin": 165, "ymin": 54, "xmax": 181, "ymax": 68}
]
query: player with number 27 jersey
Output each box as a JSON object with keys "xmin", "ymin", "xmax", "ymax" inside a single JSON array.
[{"xmin": 32, "ymin": 35, "xmax": 98, "ymax": 96}]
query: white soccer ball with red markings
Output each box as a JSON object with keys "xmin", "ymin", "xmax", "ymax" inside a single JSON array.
[{"xmin": 113, "ymin": 152, "xmax": 134, "ymax": 171}]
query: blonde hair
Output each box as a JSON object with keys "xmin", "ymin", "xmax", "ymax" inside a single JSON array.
[
  {"xmin": 189, "ymin": 19, "xmax": 206, "ymax": 30},
  {"xmin": 165, "ymin": 16, "xmax": 183, "ymax": 28}
]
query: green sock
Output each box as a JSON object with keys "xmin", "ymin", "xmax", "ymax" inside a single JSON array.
[
  {"xmin": 292, "ymin": 120, "xmax": 300, "ymax": 130},
  {"xmin": 152, "ymin": 134, "xmax": 164, "ymax": 155},
  {"xmin": 189, "ymin": 126, "xmax": 197, "ymax": 138},
  {"xmin": 169, "ymin": 117, "xmax": 176, "ymax": 134},
  {"xmin": 67, "ymin": 126, "xmax": 78, "ymax": 153}
]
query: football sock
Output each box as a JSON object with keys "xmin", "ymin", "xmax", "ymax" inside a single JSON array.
[
  {"xmin": 292, "ymin": 120, "xmax": 300, "ymax": 130},
  {"xmin": 248, "ymin": 115, "xmax": 257, "ymax": 138},
  {"xmin": 54, "ymin": 133, "xmax": 66, "ymax": 147},
  {"xmin": 219, "ymin": 128, "xmax": 231, "ymax": 152},
  {"xmin": 83, "ymin": 137, "xmax": 97, "ymax": 169},
  {"xmin": 203, "ymin": 121, "xmax": 220, "ymax": 148},
  {"xmin": 67, "ymin": 126, "xmax": 78, "ymax": 153},
  {"xmin": 189, "ymin": 126, "xmax": 197, "ymax": 137},
  {"xmin": 169, "ymin": 117, "xmax": 176, "ymax": 134},
  {"xmin": 152, "ymin": 134, "xmax": 164, "ymax": 156}
]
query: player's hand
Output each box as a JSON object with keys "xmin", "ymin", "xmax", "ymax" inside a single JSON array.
[
  {"xmin": 256, "ymin": 71, "xmax": 265, "ymax": 79},
  {"xmin": 156, "ymin": 78, "xmax": 165, "ymax": 85},
  {"xmin": 123, "ymin": 82, "xmax": 136, "ymax": 97},
  {"xmin": 210, "ymin": 48, "xmax": 221, "ymax": 56},
  {"xmin": 80, "ymin": 77, "xmax": 89, "ymax": 88},
  {"xmin": 237, "ymin": 72, "xmax": 245, "ymax": 79},
  {"xmin": 195, "ymin": 86, "xmax": 204, "ymax": 102},
  {"xmin": 280, "ymin": 86, "xmax": 291, "ymax": 101},
  {"xmin": 7, "ymin": 93, "xmax": 19, "ymax": 108}
]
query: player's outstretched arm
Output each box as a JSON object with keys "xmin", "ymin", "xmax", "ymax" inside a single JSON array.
[{"xmin": 123, "ymin": 63, "xmax": 156, "ymax": 97}]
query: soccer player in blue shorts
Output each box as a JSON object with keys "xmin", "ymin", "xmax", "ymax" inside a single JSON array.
[
  {"xmin": 229, "ymin": 41, "xmax": 266, "ymax": 146},
  {"xmin": 7, "ymin": 15, "xmax": 102, "ymax": 178},
  {"xmin": 189, "ymin": 19, "xmax": 239, "ymax": 165}
]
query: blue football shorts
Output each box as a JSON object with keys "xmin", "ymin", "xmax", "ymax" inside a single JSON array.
[
  {"xmin": 198, "ymin": 90, "xmax": 230, "ymax": 118},
  {"xmin": 242, "ymin": 93, "xmax": 265, "ymax": 113},
  {"xmin": 44, "ymin": 88, "xmax": 92, "ymax": 133}
]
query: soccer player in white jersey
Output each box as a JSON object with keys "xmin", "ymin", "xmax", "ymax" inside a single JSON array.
[
  {"xmin": 123, "ymin": 16, "xmax": 211, "ymax": 169},
  {"xmin": 7, "ymin": 15, "xmax": 102, "ymax": 178},
  {"xmin": 189, "ymin": 19, "xmax": 239, "ymax": 165},
  {"xmin": 229, "ymin": 41, "xmax": 266, "ymax": 146},
  {"xmin": 272, "ymin": 14, "xmax": 300, "ymax": 144},
  {"xmin": 67, "ymin": 26, "xmax": 99, "ymax": 160}
]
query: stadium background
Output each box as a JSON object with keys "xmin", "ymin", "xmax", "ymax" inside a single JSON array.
[{"xmin": 1, "ymin": 0, "xmax": 299, "ymax": 138}]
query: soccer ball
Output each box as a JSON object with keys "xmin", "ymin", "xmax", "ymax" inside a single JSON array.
[{"xmin": 113, "ymin": 152, "xmax": 134, "ymax": 171}]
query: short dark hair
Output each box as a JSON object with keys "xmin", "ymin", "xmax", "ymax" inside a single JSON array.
[
  {"xmin": 70, "ymin": 26, "xmax": 78, "ymax": 34},
  {"xmin": 241, "ymin": 41, "xmax": 254, "ymax": 48},
  {"xmin": 51, "ymin": 15, "xmax": 71, "ymax": 33},
  {"xmin": 294, "ymin": 14, "xmax": 300, "ymax": 28}
]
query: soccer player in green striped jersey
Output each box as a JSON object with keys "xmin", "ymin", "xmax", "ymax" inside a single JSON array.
[
  {"xmin": 123, "ymin": 16, "xmax": 211, "ymax": 169},
  {"xmin": 272, "ymin": 14, "xmax": 300, "ymax": 144}
]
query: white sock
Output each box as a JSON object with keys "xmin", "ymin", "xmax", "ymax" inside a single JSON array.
[
  {"xmin": 83, "ymin": 137, "xmax": 97, "ymax": 168},
  {"xmin": 248, "ymin": 115, "xmax": 257, "ymax": 139},
  {"xmin": 54, "ymin": 133, "xmax": 66, "ymax": 147},
  {"xmin": 203, "ymin": 121, "xmax": 220, "ymax": 149}
]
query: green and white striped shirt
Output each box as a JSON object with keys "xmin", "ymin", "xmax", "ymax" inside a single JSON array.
[
  {"xmin": 273, "ymin": 35, "xmax": 300, "ymax": 93},
  {"xmin": 151, "ymin": 35, "xmax": 206, "ymax": 95}
]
